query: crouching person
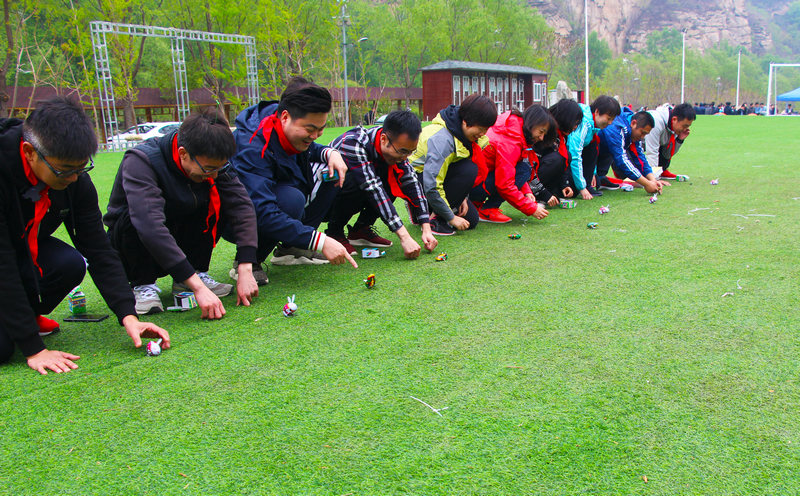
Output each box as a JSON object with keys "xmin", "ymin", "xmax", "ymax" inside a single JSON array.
[
  {"xmin": 325, "ymin": 110, "xmax": 437, "ymax": 258},
  {"xmin": 0, "ymin": 97, "xmax": 169, "ymax": 374},
  {"xmin": 104, "ymin": 108, "xmax": 260, "ymax": 318}
]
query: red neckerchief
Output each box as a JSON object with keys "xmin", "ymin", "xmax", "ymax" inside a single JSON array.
[
  {"xmin": 524, "ymin": 147, "xmax": 540, "ymax": 175},
  {"xmin": 471, "ymin": 142, "xmax": 488, "ymax": 187},
  {"xmin": 667, "ymin": 118, "xmax": 677, "ymax": 157},
  {"xmin": 629, "ymin": 141, "xmax": 645, "ymax": 171},
  {"xmin": 375, "ymin": 128, "xmax": 417, "ymax": 206},
  {"xmin": 19, "ymin": 140, "xmax": 50, "ymax": 276},
  {"xmin": 172, "ymin": 136, "xmax": 220, "ymax": 247},
  {"xmin": 556, "ymin": 130, "xmax": 570, "ymax": 170},
  {"xmin": 250, "ymin": 113, "xmax": 300, "ymax": 157}
]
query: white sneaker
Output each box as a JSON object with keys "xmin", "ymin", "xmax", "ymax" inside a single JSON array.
[
  {"xmin": 133, "ymin": 284, "xmax": 164, "ymax": 315},
  {"xmin": 173, "ymin": 272, "xmax": 233, "ymax": 297},
  {"xmin": 229, "ymin": 261, "xmax": 269, "ymax": 285}
]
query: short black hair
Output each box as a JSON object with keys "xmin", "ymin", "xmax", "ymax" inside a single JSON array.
[
  {"xmin": 631, "ymin": 111, "xmax": 655, "ymax": 128},
  {"xmin": 515, "ymin": 104, "xmax": 553, "ymax": 146},
  {"xmin": 382, "ymin": 110, "xmax": 422, "ymax": 141},
  {"xmin": 177, "ymin": 107, "xmax": 236, "ymax": 160},
  {"xmin": 548, "ymin": 99, "xmax": 583, "ymax": 134},
  {"xmin": 671, "ymin": 103, "xmax": 696, "ymax": 122},
  {"xmin": 22, "ymin": 96, "xmax": 97, "ymax": 161},
  {"xmin": 458, "ymin": 94, "xmax": 497, "ymax": 128},
  {"xmin": 276, "ymin": 76, "xmax": 332, "ymax": 119},
  {"xmin": 590, "ymin": 95, "xmax": 621, "ymax": 118}
]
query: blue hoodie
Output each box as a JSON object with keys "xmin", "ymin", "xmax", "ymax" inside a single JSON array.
[
  {"xmin": 566, "ymin": 103, "xmax": 600, "ymax": 191},
  {"xmin": 598, "ymin": 107, "xmax": 651, "ymax": 181},
  {"xmin": 231, "ymin": 101, "xmax": 331, "ymax": 251}
]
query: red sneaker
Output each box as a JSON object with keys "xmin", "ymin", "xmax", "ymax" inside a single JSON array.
[
  {"xmin": 477, "ymin": 207, "xmax": 512, "ymax": 223},
  {"xmin": 659, "ymin": 169, "xmax": 678, "ymax": 180},
  {"xmin": 347, "ymin": 224, "xmax": 393, "ymax": 247},
  {"xmin": 327, "ymin": 233, "xmax": 357, "ymax": 255},
  {"xmin": 605, "ymin": 176, "xmax": 625, "ymax": 185},
  {"xmin": 37, "ymin": 316, "xmax": 60, "ymax": 337}
]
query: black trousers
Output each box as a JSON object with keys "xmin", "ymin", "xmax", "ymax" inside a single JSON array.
[
  {"xmin": 432, "ymin": 158, "xmax": 480, "ymax": 228},
  {"xmin": 0, "ymin": 236, "xmax": 86, "ymax": 363},
  {"xmin": 471, "ymin": 160, "xmax": 531, "ymax": 210},
  {"xmin": 108, "ymin": 210, "xmax": 213, "ymax": 286},
  {"xmin": 537, "ymin": 150, "xmax": 570, "ymax": 198},
  {"xmin": 325, "ymin": 169, "xmax": 390, "ymax": 237},
  {"xmin": 567, "ymin": 140, "xmax": 599, "ymax": 191}
]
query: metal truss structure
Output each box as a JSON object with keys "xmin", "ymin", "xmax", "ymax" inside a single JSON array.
[{"xmin": 90, "ymin": 21, "xmax": 259, "ymax": 149}]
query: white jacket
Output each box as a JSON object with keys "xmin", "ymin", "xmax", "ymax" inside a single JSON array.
[{"xmin": 644, "ymin": 104, "xmax": 684, "ymax": 169}]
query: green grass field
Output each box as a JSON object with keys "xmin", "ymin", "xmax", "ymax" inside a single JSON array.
[{"xmin": 2, "ymin": 116, "xmax": 800, "ymax": 495}]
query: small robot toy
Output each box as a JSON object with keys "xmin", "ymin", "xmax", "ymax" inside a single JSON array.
[
  {"xmin": 364, "ymin": 274, "xmax": 376, "ymax": 289},
  {"xmin": 146, "ymin": 338, "xmax": 163, "ymax": 357},
  {"xmin": 282, "ymin": 295, "xmax": 298, "ymax": 317},
  {"xmin": 508, "ymin": 233, "xmax": 521, "ymax": 240},
  {"xmin": 649, "ymin": 194, "xmax": 658, "ymax": 204},
  {"xmin": 710, "ymin": 179, "xmax": 719, "ymax": 185},
  {"xmin": 435, "ymin": 253, "xmax": 448, "ymax": 261},
  {"xmin": 587, "ymin": 222, "xmax": 599, "ymax": 229},
  {"xmin": 598, "ymin": 205, "xmax": 610, "ymax": 215}
]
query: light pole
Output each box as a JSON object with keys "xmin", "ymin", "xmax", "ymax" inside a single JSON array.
[
  {"xmin": 681, "ymin": 29, "xmax": 686, "ymax": 103},
  {"xmin": 338, "ymin": 0, "xmax": 351, "ymax": 127},
  {"xmin": 735, "ymin": 48, "xmax": 741, "ymax": 108},
  {"xmin": 584, "ymin": 0, "xmax": 590, "ymax": 104},
  {"xmin": 716, "ymin": 77, "xmax": 721, "ymax": 104}
]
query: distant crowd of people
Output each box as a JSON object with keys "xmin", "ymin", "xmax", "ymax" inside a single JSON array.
[{"xmin": 690, "ymin": 101, "xmax": 795, "ymax": 116}]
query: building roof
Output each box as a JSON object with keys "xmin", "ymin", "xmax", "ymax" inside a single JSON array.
[{"xmin": 421, "ymin": 60, "xmax": 548, "ymax": 76}]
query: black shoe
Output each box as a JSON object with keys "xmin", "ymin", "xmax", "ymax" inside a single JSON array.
[
  {"xmin": 430, "ymin": 217, "xmax": 455, "ymax": 236},
  {"xmin": 586, "ymin": 186, "xmax": 603, "ymax": 197},
  {"xmin": 597, "ymin": 176, "xmax": 620, "ymax": 190}
]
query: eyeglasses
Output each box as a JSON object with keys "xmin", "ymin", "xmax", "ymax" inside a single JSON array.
[
  {"xmin": 385, "ymin": 135, "xmax": 415, "ymax": 157},
  {"xmin": 35, "ymin": 149, "xmax": 94, "ymax": 177},
  {"xmin": 192, "ymin": 156, "xmax": 231, "ymax": 175}
]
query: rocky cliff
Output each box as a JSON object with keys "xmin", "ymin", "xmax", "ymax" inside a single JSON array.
[{"xmin": 529, "ymin": 0, "xmax": 792, "ymax": 55}]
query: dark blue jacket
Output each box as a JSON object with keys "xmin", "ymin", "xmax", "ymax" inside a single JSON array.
[
  {"xmin": 598, "ymin": 107, "xmax": 651, "ymax": 181},
  {"xmin": 232, "ymin": 101, "xmax": 330, "ymax": 250}
]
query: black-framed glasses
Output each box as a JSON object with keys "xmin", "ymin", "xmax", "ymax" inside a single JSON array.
[
  {"xmin": 384, "ymin": 135, "xmax": 415, "ymax": 157},
  {"xmin": 36, "ymin": 149, "xmax": 94, "ymax": 177},
  {"xmin": 191, "ymin": 156, "xmax": 231, "ymax": 175}
]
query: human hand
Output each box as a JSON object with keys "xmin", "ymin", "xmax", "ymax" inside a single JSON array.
[
  {"xmin": 420, "ymin": 225, "xmax": 438, "ymax": 252},
  {"xmin": 677, "ymin": 128, "xmax": 690, "ymax": 140},
  {"xmin": 123, "ymin": 315, "xmax": 172, "ymax": 348},
  {"xmin": 532, "ymin": 206, "xmax": 549, "ymax": 220},
  {"xmin": 579, "ymin": 189, "xmax": 594, "ymax": 200},
  {"xmin": 449, "ymin": 215, "xmax": 470, "ymax": 231},
  {"xmin": 547, "ymin": 196, "xmax": 560, "ymax": 207},
  {"xmin": 27, "ymin": 349, "xmax": 80, "ymax": 375},
  {"xmin": 321, "ymin": 238, "xmax": 359, "ymax": 267},
  {"xmin": 327, "ymin": 150, "xmax": 348, "ymax": 188},
  {"xmin": 194, "ymin": 286, "xmax": 226, "ymax": 319},
  {"xmin": 562, "ymin": 187, "xmax": 574, "ymax": 198},
  {"xmin": 456, "ymin": 198, "xmax": 469, "ymax": 217},
  {"xmin": 525, "ymin": 193, "xmax": 535, "ymax": 202},
  {"xmin": 644, "ymin": 180, "xmax": 660, "ymax": 194},
  {"xmin": 591, "ymin": 176, "xmax": 597, "ymax": 188},
  {"xmin": 235, "ymin": 263, "xmax": 259, "ymax": 306},
  {"xmin": 399, "ymin": 235, "xmax": 422, "ymax": 259}
]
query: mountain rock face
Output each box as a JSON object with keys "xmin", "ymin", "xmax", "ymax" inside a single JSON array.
[{"xmin": 529, "ymin": 0, "xmax": 787, "ymax": 54}]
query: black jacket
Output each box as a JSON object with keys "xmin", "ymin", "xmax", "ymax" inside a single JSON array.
[
  {"xmin": 104, "ymin": 131, "xmax": 257, "ymax": 282},
  {"xmin": 0, "ymin": 119, "xmax": 136, "ymax": 357}
]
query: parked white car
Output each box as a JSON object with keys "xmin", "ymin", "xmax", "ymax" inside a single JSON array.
[{"xmin": 106, "ymin": 121, "xmax": 181, "ymax": 146}]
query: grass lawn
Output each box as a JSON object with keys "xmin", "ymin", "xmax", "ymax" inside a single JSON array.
[{"xmin": 2, "ymin": 115, "xmax": 800, "ymax": 494}]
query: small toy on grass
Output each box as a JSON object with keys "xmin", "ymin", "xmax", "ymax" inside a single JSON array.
[
  {"xmin": 598, "ymin": 205, "xmax": 610, "ymax": 215},
  {"xmin": 361, "ymin": 248, "xmax": 386, "ymax": 258},
  {"xmin": 167, "ymin": 291, "xmax": 197, "ymax": 312},
  {"xmin": 508, "ymin": 233, "xmax": 521, "ymax": 240},
  {"xmin": 649, "ymin": 194, "xmax": 658, "ymax": 204},
  {"xmin": 710, "ymin": 179, "xmax": 719, "ymax": 185},
  {"xmin": 283, "ymin": 295, "xmax": 298, "ymax": 317},
  {"xmin": 435, "ymin": 252, "xmax": 448, "ymax": 261},
  {"xmin": 67, "ymin": 287, "xmax": 87, "ymax": 315},
  {"xmin": 587, "ymin": 222, "xmax": 599, "ymax": 229},
  {"xmin": 364, "ymin": 274, "xmax": 376, "ymax": 289},
  {"xmin": 619, "ymin": 183, "xmax": 634, "ymax": 192},
  {"xmin": 560, "ymin": 198, "xmax": 577, "ymax": 209},
  {"xmin": 676, "ymin": 174, "xmax": 690, "ymax": 181},
  {"xmin": 146, "ymin": 338, "xmax": 163, "ymax": 356}
]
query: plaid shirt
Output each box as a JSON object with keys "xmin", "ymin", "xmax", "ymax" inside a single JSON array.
[{"xmin": 330, "ymin": 126, "xmax": 429, "ymax": 231}]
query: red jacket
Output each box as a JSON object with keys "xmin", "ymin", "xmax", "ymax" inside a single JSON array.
[{"xmin": 483, "ymin": 112, "xmax": 537, "ymax": 215}]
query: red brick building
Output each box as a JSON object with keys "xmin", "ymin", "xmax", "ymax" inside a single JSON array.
[{"xmin": 420, "ymin": 60, "xmax": 549, "ymax": 120}]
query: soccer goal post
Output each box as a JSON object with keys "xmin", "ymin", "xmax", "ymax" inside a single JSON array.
[{"xmin": 766, "ymin": 63, "xmax": 800, "ymax": 116}]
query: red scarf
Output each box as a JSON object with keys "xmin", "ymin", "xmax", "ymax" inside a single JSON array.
[
  {"xmin": 471, "ymin": 142, "xmax": 488, "ymax": 187},
  {"xmin": 172, "ymin": 136, "xmax": 220, "ymax": 246},
  {"xmin": 20, "ymin": 140, "xmax": 50, "ymax": 276},
  {"xmin": 375, "ymin": 129, "xmax": 417, "ymax": 206},
  {"xmin": 667, "ymin": 120, "xmax": 678, "ymax": 157},
  {"xmin": 250, "ymin": 113, "xmax": 300, "ymax": 157},
  {"xmin": 629, "ymin": 141, "xmax": 645, "ymax": 171},
  {"xmin": 524, "ymin": 147, "xmax": 540, "ymax": 176},
  {"xmin": 556, "ymin": 130, "xmax": 570, "ymax": 170}
]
